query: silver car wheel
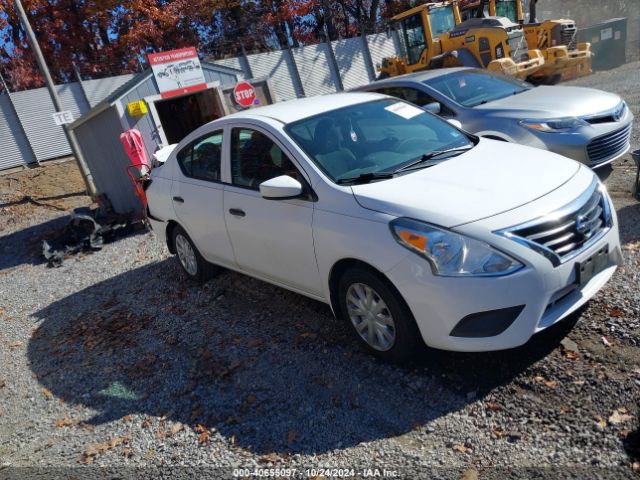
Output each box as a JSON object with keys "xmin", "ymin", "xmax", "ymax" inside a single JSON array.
[
  {"xmin": 346, "ymin": 283, "xmax": 396, "ymax": 351},
  {"xmin": 175, "ymin": 233, "xmax": 198, "ymax": 276}
]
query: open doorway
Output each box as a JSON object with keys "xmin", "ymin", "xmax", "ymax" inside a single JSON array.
[{"xmin": 154, "ymin": 88, "xmax": 223, "ymax": 144}]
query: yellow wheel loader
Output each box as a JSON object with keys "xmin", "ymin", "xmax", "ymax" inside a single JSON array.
[
  {"xmin": 377, "ymin": 1, "xmax": 544, "ymax": 80},
  {"xmin": 459, "ymin": 0, "xmax": 592, "ymax": 83}
]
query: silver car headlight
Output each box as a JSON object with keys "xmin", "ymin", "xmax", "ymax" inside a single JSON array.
[
  {"xmin": 520, "ymin": 117, "xmax": 588, "ymax": 132},
  {"xmin": 390, "ymin": 218, "xmax": 523, "ymax": 277}
]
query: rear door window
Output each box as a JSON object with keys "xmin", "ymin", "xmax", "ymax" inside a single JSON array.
[{"xmin": 176, "ymin": 131, "xmax": 223, "ymax": 182}]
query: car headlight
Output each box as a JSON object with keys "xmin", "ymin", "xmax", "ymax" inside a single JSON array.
[
  {"xmin": 390, "ymin": 218, "xmax": 523, "ymax": 277},
  {"xmin": 520, "ymin": 117, "xmax": 588, "ymax": 132}
]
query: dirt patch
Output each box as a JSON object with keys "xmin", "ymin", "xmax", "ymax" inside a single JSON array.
[{"xmin": 0, "ymin": 159, "xmax": 92, "ymax": 233}]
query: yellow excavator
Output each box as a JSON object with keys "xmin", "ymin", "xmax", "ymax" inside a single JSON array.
[
  {"xmin": 377, "ymin": 1, "xmax": 544, "ymax": 80},
  {"xmin": 458, "ymin": 0, "xmax": 592, "ymax": 83}
]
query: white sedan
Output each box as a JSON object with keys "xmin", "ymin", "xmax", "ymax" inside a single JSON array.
[{"xmin": 146, "ymin": 92, "xmax": 622, "ymax": 362}]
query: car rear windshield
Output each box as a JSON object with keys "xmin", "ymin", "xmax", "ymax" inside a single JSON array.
[
  {"xmin": 285, "ymin": 99, "xmax": 473, "ymax": 183},
  {"xmin": 425, "ymin": 70, "xmax": 531, "ymax": 107}
]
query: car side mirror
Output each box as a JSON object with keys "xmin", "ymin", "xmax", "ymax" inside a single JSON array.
[
  {"xmin": 424, "ymin": 102, "xmax": 441, "ymax": 115},
  {"xmin": 259, "ymin": 175, "xmax": 303, "ymax": 200},
  {"xmin": 447, "ymin": 119, "xmax": 463, "ymax": 129}
]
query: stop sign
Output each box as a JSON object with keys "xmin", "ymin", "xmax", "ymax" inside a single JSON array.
[{"xmin": 233, "ymin": 82, "xmax": 257, "ymax": 108}]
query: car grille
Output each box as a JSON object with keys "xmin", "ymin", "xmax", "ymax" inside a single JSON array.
[
  {"xmin": 584, "ymin": 102, "xmax": 626, "ymax": 125},
  {"xmin": 587, "ymin": 123, "xmax": 632, "ymax": 165},
  {"xmin": 499, "ymin": 180, "xmax": 611, "ymax": 266}
]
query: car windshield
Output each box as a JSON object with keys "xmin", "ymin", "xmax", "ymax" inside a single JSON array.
[
  {"xmin": 285, "ymin": 99, "xmax": 474, "ymax": 183},
  {"xmin": 426, "ymin": 70, "xmax": 532, "ymax": 107}
]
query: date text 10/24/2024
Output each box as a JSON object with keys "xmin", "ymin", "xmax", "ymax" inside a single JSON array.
[{"xmin": 232, "ymin": 468, "xmax": 399, "ymax": 478}]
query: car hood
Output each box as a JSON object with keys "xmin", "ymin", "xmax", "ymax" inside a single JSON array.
[
  {"xmin": 474, "ymin": 86, "xmax": 621, "ymax": 118},
  {"xmin": 351, "ymin": 139, "xmax": 581, "ymax": 228}
]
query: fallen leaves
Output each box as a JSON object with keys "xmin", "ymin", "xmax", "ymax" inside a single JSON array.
[
  {"xmin": 194, "ymin": 424, "xmax": 210, "ymax": 444},
  {"xmin": 602, "ymin": 336, "xmax": 613, "ymax": 347},
  {"xmin": 608, "ymin": 407, "xmax": 633, "ymax": 425},
  {"xmin": 41, "ymin": 388, "xmax": 54, "ymax": 399},
  {"xmin": 534, "ymin": 375, "xmax": 558, "ymax": 388},
  {"xmin": 593, "ymin": 415, "xmax": 607, "ymax": 430},
  {"xmin": 608, "ymin": 307, "xmax": 625, "ymax": 318},
  {"xmin": 80, "ymin": 436, "xmax": 129, "ymax": 464},
  {"xmin": 485, "ymin": 401, "xmax": 502, "ymax": 412},
  {"xmin": 55, "ymin": 418, "xmax": 79, "ymax": 428},
  {"xmin": 452, "ymin": 443, "xmax": 469, "ymax": 454},
  {"xmin": 287, "ymin": 429, "xmax": 298, "ymax": 445},
  {"xmin": 8, "ymin": 341, "xmax": 23, "ymax": 350},
  {"xmin": 259, "ymin": 452, "xmax": 282, "ymax": 464},
  {"xmin": 461, "ymin": 468, "xmax": 479, "ymax": 480}
]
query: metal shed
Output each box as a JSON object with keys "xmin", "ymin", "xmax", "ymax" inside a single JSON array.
[{"xmin": 69, "ymin": 61, "xmax": 244, "ymax": 217}]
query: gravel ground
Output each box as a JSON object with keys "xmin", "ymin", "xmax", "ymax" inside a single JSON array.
[{"xmin": 1, "ymin": 65, "xmax": 639, "ymax": 479}]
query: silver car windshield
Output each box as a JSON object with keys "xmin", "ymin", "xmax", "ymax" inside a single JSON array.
[
  {"xmin": 285, "ymin": 99, "xmax": 474, "ymax": 183},
  {"xmin": 427, "ymin": 70, "xmax": 532, "ymax": 107}
]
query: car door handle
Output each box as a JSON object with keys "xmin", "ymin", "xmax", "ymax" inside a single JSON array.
[
  {"xmin": 229, "ymin": 208, "xmax": 246, "ymax": 217},
  {"xmin": 172, "ymin": 196, "xmax": 185, "ymax": 203}
]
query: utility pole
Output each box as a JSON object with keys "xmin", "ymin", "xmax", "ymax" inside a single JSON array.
[{"xmin": 14, "ymin": 0, "xmax": 97, "ymax": 197}]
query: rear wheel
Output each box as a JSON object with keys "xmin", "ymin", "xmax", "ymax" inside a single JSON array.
[
  {"xmin": 172, "ymin": 225, "xmax": 217, "ymax": 283},
  {"xmin": 338, "ymin": 267, "xmax": 421, "ymax": 362}
]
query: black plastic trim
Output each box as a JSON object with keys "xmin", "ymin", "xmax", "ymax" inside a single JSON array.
[{"xmin": 450, "ymin": 305, "xmax": 525, "ymax": 338}]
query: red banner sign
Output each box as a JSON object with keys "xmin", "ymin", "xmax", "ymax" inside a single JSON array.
[{"xmin": 148, "ymin": 47, "xmax": 207, "ymax": 99}]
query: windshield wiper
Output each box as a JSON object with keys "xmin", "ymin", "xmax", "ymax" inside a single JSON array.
[
  {"xmin": 395, "ymin": 146, "xmax": 473, "ymax": 173},
  {"xmin": 336, "ymin": 172, "xmax": 396, "ymax": 185}
]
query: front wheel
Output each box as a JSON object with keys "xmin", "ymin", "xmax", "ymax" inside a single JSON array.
[
  {"xmin": 172, "ymin": 226, "xmax": 218, "ymax": 283},
  {"xmin": 338, "ymin": 267, "xmax": 421, "ymax": 362}
]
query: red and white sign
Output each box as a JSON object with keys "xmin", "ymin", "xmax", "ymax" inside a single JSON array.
[
  {"xmin": 148, "ymin": 47, "xmax": 207, "ymax": 99},
  {"xmin": 233, "ymin": 82, "xmax": 258, "ymax": 108}
]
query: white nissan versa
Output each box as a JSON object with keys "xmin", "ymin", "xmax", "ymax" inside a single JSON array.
[{"xmin": 146, "ymin": 92, "xmax": 622, "ymax": 362}]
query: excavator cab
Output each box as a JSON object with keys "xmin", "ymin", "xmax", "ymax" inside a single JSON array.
[
  {"xmin": 379, "ymin": 3, "xmax": 460, "ymax": 77},
  {"xmin": 377, "ymin": 0, "xmax": 545, "ymax": 80}
]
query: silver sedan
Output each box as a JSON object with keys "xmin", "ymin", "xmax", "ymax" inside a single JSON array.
[{"xmin": 356, "ymin": 68, "xmax": 633, "ymax": 168}]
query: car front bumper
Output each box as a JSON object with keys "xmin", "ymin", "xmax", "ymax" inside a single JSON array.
[
  {"xmin": 386, "ymin": 218, "xmax": 622, "ymax": 352},
  {"xmin": 512, "ymin": 113, "xmax": 634, "ymax": 168}
]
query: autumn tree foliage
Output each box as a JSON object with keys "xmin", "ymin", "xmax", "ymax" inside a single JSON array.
[{"xmin": 0, "ymin": 0, "xmax": 400, "ymax": 92}]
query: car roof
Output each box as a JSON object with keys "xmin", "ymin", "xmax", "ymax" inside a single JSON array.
[
  {"xmin": 225, "ymin": 92, "xmax": 388, "ymax": 124},
  {"xmin": 358, "ymin": 67, "xmax": 473, "ymax": 87}
]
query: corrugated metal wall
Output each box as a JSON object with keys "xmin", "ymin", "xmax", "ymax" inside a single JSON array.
[
  {"xmin": 292, "ymin": 43, "xmax": 342, "ymax": 96},
  {"xmin": 10, "ymin": 83, "xmax": 90, "ymax": 162},
  {"xmin": 332, "ymin": 36, "xmax": 373, "ymax": 90},
  {"xmin": 245, "ymin": 50, "xmax": 301, "ymax": 100},
  {"xmin": 0, "ymin": 94, "xmax": 35, "ymax": 170},
  {"xmin": 82, "ymin": 74, "xmax": 136, "ymax": 108},
  {"xmin": 367, "ymin": 32, "xmax": 403, "ymax": 70},
  {"xmin": 211, "ymin": 32, "xmax": 405, "ymax": 97}
]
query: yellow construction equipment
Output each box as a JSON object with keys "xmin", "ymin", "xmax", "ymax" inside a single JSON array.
[
  {"xmin": 377, "ymin": 1, "xmax": 544, "ymax": 80},
  {"xmin": 458, "ymin": 0, "xmax": 592, "ymax": 83}
]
